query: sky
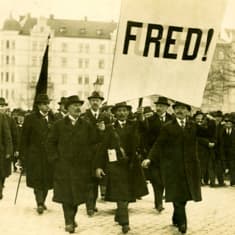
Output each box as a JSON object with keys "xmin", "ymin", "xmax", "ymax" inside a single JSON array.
[{"xmin": 0, "ymin": 0, "xmax": 234, "ymax": 28}]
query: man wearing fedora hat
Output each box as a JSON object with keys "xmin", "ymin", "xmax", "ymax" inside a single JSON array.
[
  {"xmin": 83, "ymin": 91, "xmax": 107, "ymax": 217},
  {"xmin": 55, "ymin": 97, "xmax": 68, "ymax": 121},
  {"xmin": 48, "ymin": 95, "xmax": 95, "ymax": 233},
  {"xmin": 142, "ymin": 101, "xmax": 215, "ymax": 234},
  {"xmin": 95, "ymin": 101, "xmax": 148, "ymax": 234},
  {"xmin": 140, "ymin": 96, "xmax": 173, "ymax": 213},
  {"xmin": 20, "ymin": 93, "xmax": 55, "ymax": 214}
]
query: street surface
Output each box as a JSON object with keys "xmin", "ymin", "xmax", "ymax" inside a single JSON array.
[{"xmin": 1, "ymin": 172, "xmax": 235, "ymax": 235}]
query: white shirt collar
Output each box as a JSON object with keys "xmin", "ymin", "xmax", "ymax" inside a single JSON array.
[
  {"xmin": 176, "ymin": 118, "xmax": 186, "ymax": 127},
  {"xmin": 68, "ymin": 115, "xmax": 78, "ymax": 125},
  {"xmin": 39, "ymin": 111, "xmax": 48, "ymax": 121},
  {"xmin": 91, "ymin": 109, "xmax": 99, "ymax": 118}
]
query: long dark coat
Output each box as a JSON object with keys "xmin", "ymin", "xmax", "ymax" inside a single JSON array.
[
  {"xmin": 149, "ymin": 118, "xmax": 203, "ymax": 202},
  {"xmin": 95, "ymin": 120, "xmax": 148, "ymax": 202},
  {"xmin": 20, "ymin": 111, "xmax": 55, "ymax": 190},
  {"xmin": 0, "ymin": 114, "xmax": 13, "ymax": 179},
  {"xmin": 47, "ymin": 116, "xmax": 94, "ymax": 205}
]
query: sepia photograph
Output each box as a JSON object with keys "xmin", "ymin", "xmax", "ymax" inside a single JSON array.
[{"xmin": 0, "ymin": 0, "xmax": 235, "ymax": 234}]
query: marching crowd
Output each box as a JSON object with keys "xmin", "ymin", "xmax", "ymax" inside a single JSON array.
[{"xmin": 0, "ymin": 92, "xmax": 235, "ymax": 234}]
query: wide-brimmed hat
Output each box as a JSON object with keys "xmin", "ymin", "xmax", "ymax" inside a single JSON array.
[
  {"xmin": 35, "ymin": 94, "xmax": 51, "ymax": 104},
  {"xmin": 154, "ymin": 96, "xmax": 169, "ymax": 106},
  {"xmin": 58, "ymin": 97, "xmax": 67, "ymax": 105},
  {"xmin": 0, "ymin": 97, "xmax": 8, "ymax": 106},
  {"xmin": 172, "ymin": 101, "xmax": 191, "ymax": 111},
  {"xmin": 88, "ymin": 91, "xmax": 104, "ymax": 101},
  {"xmin": 65, "ymin": 95, "xmax": 84, "ymax": 109},
  {"xmin": 144, "ymin": 106, "xmax": 153, "ymax": 114},
  {"xmin": 111, "ymin": 102, "xmax": 132, "ymax": 113}
]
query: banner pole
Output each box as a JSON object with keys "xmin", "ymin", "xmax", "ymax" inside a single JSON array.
[{"xmin": 106, "ymin": 0, "xmax": 124, "ymax": 103}]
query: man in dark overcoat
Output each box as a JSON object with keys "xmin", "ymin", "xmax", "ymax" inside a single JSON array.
[
  {"xmin": 0, "ymin": 112, "xmax": 13, "ymax": 199},
  {"xmin": 220, "ymin": 114, "xmax": 235, "ymax": 186},
  {"xmin": 96, "ymin": 102, "xmax": 148, "ymax": 234},
  {"xmin": 140, "ymin": 96, "xmax": 172, "ymax": 212},
  {"xmin": 20, "ymin": 94, "xmax": 55, "ymax": 214},
  {"xmin": 142, "ymin": 101, "xmax": 214, "ymax": 234},
  {"xmin": 82, "ymin": 91, "xmax": 106, "ymax": 216},
  {"xmin": 47, "ymin": 95, "xmax": 95, "ymax": 233}
]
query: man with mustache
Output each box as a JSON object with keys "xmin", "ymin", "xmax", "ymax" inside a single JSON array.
[
  {"xmin": 83, "ymin": 91, "xmax": 106, "ymax": 217},
  {"xmin": 20, "ymin": 94, "xmax": 55, "ymax": 214},
  {"xmin": 95, "ymin": 102, "xmax": 148, "ymax": 234},
  {"xmin": 142, "ymin": 101, "xmax": 214, "ymax": 234},
  {"xmin": 47, "ymin": 95, "xmax": 95, "ymax": 233}
]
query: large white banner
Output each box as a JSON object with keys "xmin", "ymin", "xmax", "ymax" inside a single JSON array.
[{"xmin": 107, "ymin": 0, "xmax": 228, "ymax": 107}]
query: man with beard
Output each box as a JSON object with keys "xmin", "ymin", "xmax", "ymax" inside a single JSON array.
[
  {"xmin": 20, "ymin": 94, "xmax": 55, "ymax": 214},
  {"xmin": 83, "ymin": 91, "xmax": 106, "ymax": 217},
  {"xmin": 95, "ymin": 102, "xmax": 148, "ymax": 234},
  {"xmin": 142, "ymin": 101, "xmax": 214, "ymax": 234},
  {"xmin": 141, "ymin": 96, "xmax": 172, "ymax": 212},
  {"xmin": 47, "ymin": 95, "xmax": 95, "ymax": 233}
]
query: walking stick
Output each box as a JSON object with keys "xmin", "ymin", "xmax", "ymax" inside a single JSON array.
[{"xmin": 14, "ymin": 170, "xmax": 23, "ymax": 205}]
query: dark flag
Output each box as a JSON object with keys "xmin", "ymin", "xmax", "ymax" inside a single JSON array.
[{"xmin": 33, "ymin": 36, "xmax": 50, "ymax": 110}]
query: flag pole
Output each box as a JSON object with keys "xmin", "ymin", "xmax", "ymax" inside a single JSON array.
[{"xmin": 106, "ymin": 0, "xmax": 124, "ymax": 104}]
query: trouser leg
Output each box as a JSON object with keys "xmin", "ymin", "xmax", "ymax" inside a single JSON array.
[
  {"xmin": 62, "ymin": 203, "xmax": 78, "ymax": 225},
  {"xmin": 0, "ymin": 178, "xmax": 3, "ymax": 199},
  {"xmin": 173, "ymin": 201, "xmax": 187, "ymax": 227},
  {"xmin": 116, "ymin": 201, "xmax": 129, "ymax": 225},
  {"xmin": 34, "ymin": 189, "xmax": 48, "ymax": 206},
  {"xmin": 86, "ymin": 179, "xmax": 98, "ymax": 211}
]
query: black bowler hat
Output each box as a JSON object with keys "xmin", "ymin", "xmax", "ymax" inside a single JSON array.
[
  {"xmin": 111, "ymin": 102, "xmax": 132, "ymax": 113},
  {"xmin": 65, "ymin": 95, "xmax": 84, "ymax": 109},
  {"xmin": 193, "ymin": 110, "xmax": 204, "ymax": 118},
  {"xmin": 58, "ymin": 97, "xmax": 67, "ymax": 105},
  {"xmin": 88, "ymin": 91, "xmax": 104, "ymax": 101},
  {"xmin": 172, "ymin": 101, "xmax": 191, "ymax": 111},
  {"xmin": 35, "ymin": 94, "xmax": 51, "ymax": 104},
  {"xmin": 212, "ymin": 110, "xmax": 223, "ymax": 118},
  {"xmin": 154, "ymin": 96, "xmax": 170, "ymax": 106},
  {"xmin": 0, "ymin": 97, "xmax": 8, "ymax": 106},
  {"xmin": 144, "ymin": 106, "xmax": 153, "ymax": 114}
]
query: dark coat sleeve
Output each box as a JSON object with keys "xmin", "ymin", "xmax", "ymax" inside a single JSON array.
[{"xmin": 2, "ymin": 115, "xmax": 13, "ymax": 156}]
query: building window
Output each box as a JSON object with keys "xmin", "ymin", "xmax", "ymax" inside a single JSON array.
[
  {"xmin": 85, "ymin": 59, "xmax": 89, "ymax": 68},
  {"xmin": 84, "ymin": 91, "xmax": 89, "ymax": 98},
  {"xmin": 85, "ymin": 44, "xmax": 89, "ymax": 53},
  {"xmin": 5, "ymin": 72, "xmax": 9, "ymax": 82},
  {"xmin": 99, "ymin": 44, "xmax": 105, "ymax": 54},
  {"xmin": 61, "ymin": 42, "xmax": 67, "ymax": 52},
  {"xmin": 97, "ymin": 75, "xmax": 104, "ymax": 84},
  {"xmin": 32, "ymin": 56, "xmax": 37, "ymax": 66},
  {"xmin": 40, "ymin": 27, "xmax": 44, "ymax": 33},
  {"xmin": 32, "ymin": 41, "xmax": 37, "ymax": 50},
  {"xmin": 11, "ymin": 41, "xmax": 15, "ymax": 49},
  {"xmin": 78, "ymin": 76, "xmax": 83, "ymax": 84},
  {"xmin": 32, "ymin": 73, "xmax": 37, "ymax": 82},
  {"xmin": 61, "ymin": 57, "xmax": 67, "ymax": 67},
  {"xmin": 11, "ymin": 90, "xmax": 15, "ymax": 100},
  {"xmin": 84, "ymin": 75, "xmax": 89, "ymax": 85},
  {"xmin": 6, "ymin": 40, "xmax": 10, "ymax": 49},
  {"xmin": 1, "ymin": 72, "xmax": 3, "ymax": 83},
  {"xmin": 62, "ymin": 74, "xmax": 67, "ymax": 84},
  {"xmin": 11, "ymin": 56, "xmax": 15, "ymax": 65},
  {"xmin": 98, "ymin": 59, "xmax": 105, "ymax": 69},
  {"xmin": 11, "ymin": 73, "xmax": 15, "ymax": 83},
  {"xmin": 0, "ymin": 89, "xmax": 2, "ymax": 96},
  {"xmin": 5, "ymin": 89, "xmax": 8, "ymax": 99},
  {"xmin": 78, "ymin": 59, "xmax": 83, "ymax": 68},
  {"xmin": 79, "ymin": 28, "xmax": 86, "ymax": 35},
  {"xmin": 39, "ymin": 42, "xmax": 44, "ymax": 51},
  {"xmin": 79, "ymin": 44, "xmax": 83, "ymax": 53},
  {"xmin": 6, "ymin": 56, "xmax": 9, "ymax": 65},
  {"xmin": 96, "ymin": 29, "xmax": 103, "ymax": 36}
]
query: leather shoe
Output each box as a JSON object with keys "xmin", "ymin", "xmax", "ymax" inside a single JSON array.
[
  {"xmin": 94, "ymin": 207, "xmax": 98, "ymax": 212},
  {"xmin": 178, "ymin": 223, "xmax": 187, "ymax": 234},
  {"xmin": 37, "ymin": 205, "xmax": 44, "ymax": 214},
  {"xmin": 65, "ymin": 224, "xmax": 75, "ymax": 233},
  {"xmin": 156, "ymin": 205, "xmax": 165, "ymax": 213},
  {"xmin": 114, "ymin": 215, "xmax": 121, "ymax": 225},
  {"xmin": 73, "ymin": 221, "xmax": 78, "ymax": 228},
  {"xmin": 87, "ymin": 209, "xmax": 94, "ymax": 217},
  {"xmin": 43, "ymin": 204, "xmax": 47, "ymax": 210},
  {"xmin": 122, "ymin": 225, "xmax": 130, "ymax": 234}
]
